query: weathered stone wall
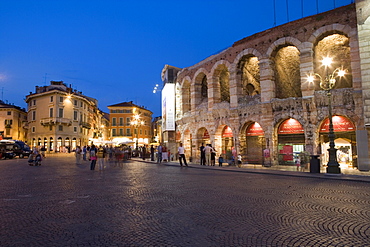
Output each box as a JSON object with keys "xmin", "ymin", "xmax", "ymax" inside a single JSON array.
[{"xmin": 173, "ymin": 3, "xmax": 368, "ymax": 169}]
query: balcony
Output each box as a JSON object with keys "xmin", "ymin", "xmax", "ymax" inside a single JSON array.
[
  {"xmin": 80, "ymin": 121, "xmax": 91, "ymax": 129},
  {"xmin": 40, "ymin": 117, "xmax": 72, "ymax": 126}
]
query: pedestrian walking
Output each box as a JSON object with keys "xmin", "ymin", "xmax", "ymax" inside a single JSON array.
[
  {"xmin": 97, "ymin": 145, "xmax": 106, "ymax": 170},
  {"xmin": 75, "ymin": 146, "xmax": 82, "ymax": 165},
  {"xmin": 82, "ymin": 146, "xmax": 87, "ymax": 161},
  {"xmin": 178, "ymin": 143, "xmax": 188, "ymax": 167},
  {"xmin": 89, "ymin": 145, "xmax": 97, "ymax": 170},
  {"xmin": 218, "ymin": 155, "xmax": 224, "ymax": 167},
  {"xmin": 200, "ymin": 143, "xmax": 206, "ymax": 165},
  {"xmin": 157, "ymin": 144, "xmax": 163, "ymax": 163},
  {"xmin": 237, "ymin": 154, "xmax": 242, "ymax": 168}
]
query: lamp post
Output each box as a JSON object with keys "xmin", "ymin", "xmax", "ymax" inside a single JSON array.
[
  {"xmin": 131, "ymin": 114, "xmax": 144, "ymax": 154},
  {"xmin": 307, "ymin": 57, "xmax": 346, "ymax": 174}
]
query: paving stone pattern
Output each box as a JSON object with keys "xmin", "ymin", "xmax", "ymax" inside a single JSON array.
[{"xmin": 0, "ymin": 156, "xmax": 369, "ymax": 246}]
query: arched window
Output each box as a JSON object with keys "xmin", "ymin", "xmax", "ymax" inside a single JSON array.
[
  {"xmin": 314, "ymin": 33, "xmax": 352, "ymax": 90},
  {"xmin": 274, "ymin": 45, "xmax": 301, "ymax": 98}
]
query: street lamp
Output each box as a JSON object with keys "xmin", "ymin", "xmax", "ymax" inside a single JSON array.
[
  {"xmin": 131, "ymin": 114, "xmax": 144, "ymax": 153},
  {"xmin": 307, "ymin": 57, "xmax": 346, "ymax": 174}
]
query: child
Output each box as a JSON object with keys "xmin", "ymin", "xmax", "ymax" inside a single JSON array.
[
  {"xmin": 237, "ymin": 154, "xmax": 242, "ymax": 168},
  {"xmin": 218, "ymin": 155, "xmax": 224, "ymax": 167}
]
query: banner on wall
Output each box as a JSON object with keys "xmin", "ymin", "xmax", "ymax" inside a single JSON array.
[
  {"xmin": 320, "ymin": 116, "xmax": 355, "ymax": 133},
  {"xmin": 162, "ymin": 83, "xmax": 175, "ymax": 131},
  {"xmin": 278, "ymin": 119, "xmax": 304, "ymax": 134}
]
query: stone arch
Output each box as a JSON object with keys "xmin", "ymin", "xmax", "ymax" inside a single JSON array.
[
  {"xmin": 235, "ymin": 50, "xmax": 261, "ymax": 97},
  {"xmin": 181, "ymin": 77, "xmax": 191, "ymax": 114},
  {"xmin": 314, "ymin": 33, "xmax": 352, "ymax": 90},
  {"xmin": 193, "ymin": 68, "xmax": 209, "ymax": 107},
  {"xmin": 210, "ymin": 60, "xmax": 231, "ymax": 103},
  {"xmin": 266, "ymin": 37, "xmax": 302, "ymax": 57},
  {"xmin": 268, "ymin": 38, "xmax": 302, "ymax": 99},
  {"xmin": 308, "ymin": 24, "xmax": 357, "ymax": 89}
]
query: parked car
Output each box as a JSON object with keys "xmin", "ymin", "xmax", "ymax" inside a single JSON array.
[
  {"xmin": 0, "ymin": 142, "xmax": 16, "ymax": 159},
  {"xmin": 0, "ymin": 140, "xmax": 31, "ymax": 158}
]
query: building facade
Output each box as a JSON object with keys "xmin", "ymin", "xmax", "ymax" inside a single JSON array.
[
  {"xmin": 107, "ymin": 101, "xmax": 152, "ymax": 147},
  {"xmin": 170, "ymin": 2, "xmax": 370, "ymax": 171},
  {"xmin": 25, "ymin": 81, "xmax": 106, "ymax": 152},
  {"xmin": 0, "ymin": 101, "xmax": 27, "ymax": 141}
]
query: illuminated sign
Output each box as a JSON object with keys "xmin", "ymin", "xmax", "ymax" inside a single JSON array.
[
  {"xmin": 246, "ymin": 122, "xmax": 264, "ymax": 136},
  {"xmin": 320, "ymin": 116, "xmax": 355, "ymax": 133},
  {"xmin": 202, "ymin": 129, "xmax": 210, "ymax": 139},
  {"xmin": 162, "ymin": 83, "xmax": 175, "ymax": 131},
  {"xmin": 222, "ymin": 126, "xmax": 233, "ymax": 138},
  {"xmin": 278, "ymin": 118, "xmax": 304, "ymax": 134}
]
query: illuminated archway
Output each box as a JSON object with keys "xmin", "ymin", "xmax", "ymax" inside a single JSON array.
[
  {"xmin": 245, "ymin": 122, "xmax": 265, "ymax": 164},
  {"xmin": 221, "ymin": 126, "xmax": 234, "ymax": 160},
  {"xmin": 319, "ymin": 115, "xmax": 356, "ymax": 168},
  {"xmin": 277, "ymin": 118, "xmax": 305, "ymax": 165}
]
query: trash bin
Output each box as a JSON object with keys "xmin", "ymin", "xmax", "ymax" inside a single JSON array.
[{"xmin": 310, "ymin": 155, "xmax": 320, "ymax": 173}]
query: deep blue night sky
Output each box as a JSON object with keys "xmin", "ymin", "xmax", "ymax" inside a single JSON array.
[{"xmin": 0, "ymin": 0, "xmax": 352, "ymax": 117}]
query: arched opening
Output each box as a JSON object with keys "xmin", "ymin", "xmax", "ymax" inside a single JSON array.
[
  {"xmin": 49, "ymin": 137, "xmax": 54, "ymax": 152},
  {"xmin": 201, "ymin": 76, "xmax": 208, "ymax": 100},
  {"xmin": 43, "ymin": 137, "xmax": 48, "ymax": 150},
  {"xmin": 314, "ymin": 33, "xmax": 352, "ymax": 90},
  {"xmin": 57, "ymin": 137, "xmax": 62, "ymax": 152},
  {"xmin": 277, "ymin": 118, "xmax": 305, "ymax": 166},
  {"xmin": 182, "ymin": 80, "xmax": 191, "ymax": 113},
  {"xmin": 274, "ymin": 45, "xmax": 301, "ymax": 98},
  {"xmin": 194, "ymin": 73, "xmax": 208, "ymax": 107},
  {"xmin": 245, "ymin": 122, "xmax": 265, "ymax": 164},
  {"xmin": 37, "ymin": 138, "xmax": 42, "ymax": 147},
  {"xmin": 72, "ymin": 137, "xmax": 77, "ymax": 150},
  {"xmin": 65, "ymin": 137, "xmax": 70, "ymax": 152},
  {"xmin": 319, "ymin": 116, "xmax": 356, "ymax": 168},
  {"xmin": 238, "ymin": 55, "xmax": 260, "ymax": 96},
  {"xmin": 219, "ymin": 70, "xmax": 230, "ymax": 102},
  {"xmin": 221, "ymin": 126, "xmax": 234, "ymax": 160}
]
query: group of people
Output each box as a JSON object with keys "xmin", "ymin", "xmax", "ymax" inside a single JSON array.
[
  {"xmin": 75, "ymin": 145, "xmax": 133, "ymax": 170},
  {"xmin": 199, "ymin": 143, "xmax": 220, "ymax": 166}
]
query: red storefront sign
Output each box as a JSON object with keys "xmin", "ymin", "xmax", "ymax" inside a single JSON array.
[
  {"xmin": 320, "ymin": 116, "xmax": 355, "ymax": 133},
  {"xmin": 278, "ymin": 118, "xmax": 304, "ymax": 134},
  {"xmin": 246, "ymin": 122, "xmax": 264, "ymax": 136},
  {"xmin": 222, "ymin": 126, "xmax": 233, "ymax": 138},
  {"xmin": 202, "ymin": 130, "xmax": 210, "ymax": 139}
]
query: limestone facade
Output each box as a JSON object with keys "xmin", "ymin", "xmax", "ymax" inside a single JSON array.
[
  {"xmin": 172, "ymin": 3, "xmax": 370, "ymax": 171},
  {"xmin": 0, "ymin": 101, "xmax": 27, "ymax": 141},
  {"xmin": 25, "ymin": 81, "xmax": 107, "ymax": 152}
]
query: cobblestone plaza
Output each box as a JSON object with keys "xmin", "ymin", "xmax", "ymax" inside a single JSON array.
[{"xmin": 1, "ymin": 155, "xmax": 369, "ymax": 246}]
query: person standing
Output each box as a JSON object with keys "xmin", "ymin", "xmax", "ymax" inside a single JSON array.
[
  {"xmin": 204, "ymin": 144, "xmax": 212, "ymax": 166},
  {"xmin": 218, "ymin": 154, "xmax": 224, "ymax": 167},
  {"xmin": 150, "ymin": 145, "xmax": 155, "ymax": 161},
  {"xmin": 157, "ymin": 144, "xmax": 163, "ymax": 163},
  {"xmin": 89, "ymin": 145, "xmax": 97, "ymax": 170},
  {"xmin": 199, "ymin": 143, "xmax": 206, "ymax": 165},
  {"xmin": 82, "ymin": 146, "xmax": 87, "ymax": 161},
  {"xmin": 210, "ymin": 145, "xmax": 216, "ymax": 166},
  {"xmin": 142, "ymin": 145, "xmax": 147, "ymax": 161},
  {"xmin": 178, "ymin": 143, "xmax": 188, "ymax": 167},
  {"xmin": 97, "ymin": 145, "xmax": 106, "ymax": 170},
  {"xmin": 75, "ymin": 146, "xmax": 82, "ymax": 165}
]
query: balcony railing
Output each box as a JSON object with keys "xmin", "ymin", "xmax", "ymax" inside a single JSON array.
[
  {"xmin": 40, "ymin": 117, "xmax": 72, "ymax": 126},
  {"xmin": 79, "ymin": 121, "xmax": 91, "ymax": 129}
]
